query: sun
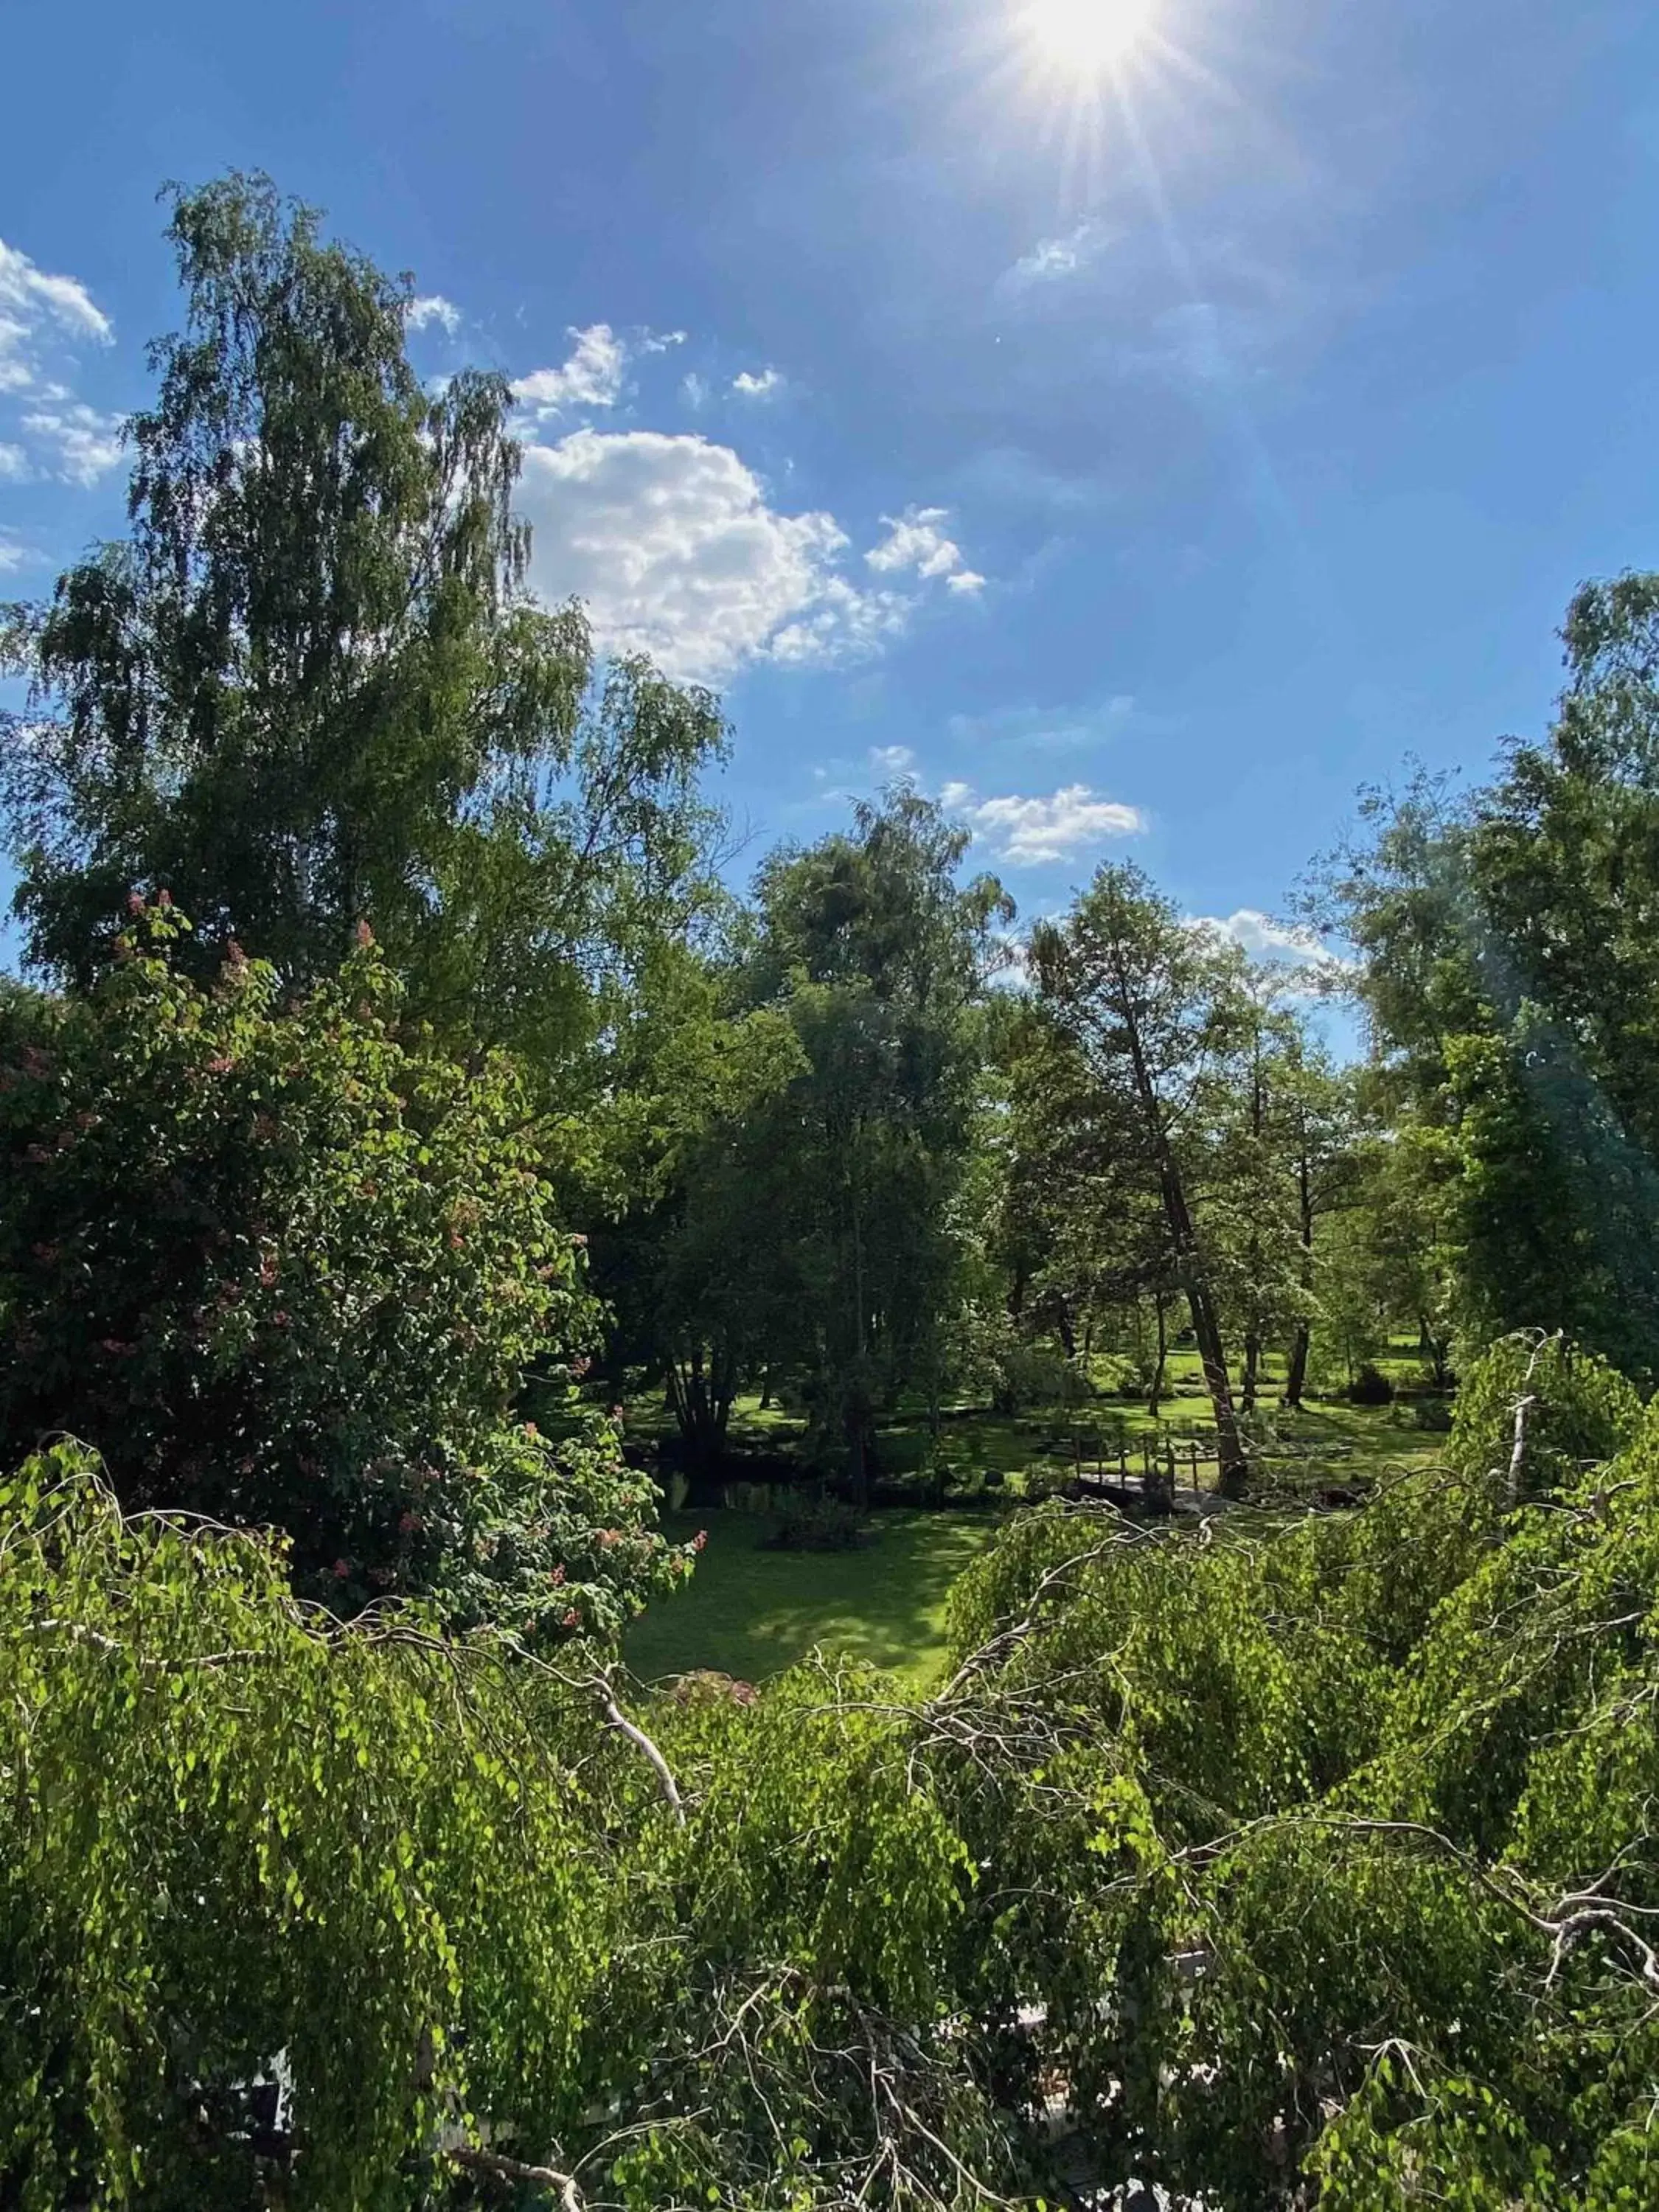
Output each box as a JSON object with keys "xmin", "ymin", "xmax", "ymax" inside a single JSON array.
[{"xmin": 1022, "ymin": 0, "xmax": 1157, "ymax": 72}]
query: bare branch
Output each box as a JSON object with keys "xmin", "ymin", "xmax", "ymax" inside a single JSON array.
[{"xmin": 450, "ymin": 2144, "xmax": 583, "ymax": 2210}]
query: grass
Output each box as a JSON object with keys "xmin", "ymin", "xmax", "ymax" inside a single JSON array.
[
  {"xmin": 624, "ymin": 1509, "xmax": 998, "ymax": 1691},
  {"xmin": 622, "ymin": 1347, "xmax": 1453, "ymax": 1686}
]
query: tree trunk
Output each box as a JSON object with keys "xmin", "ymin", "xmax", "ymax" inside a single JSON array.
[
  {"xmin": 1241, "ymin": 1032, "xmax": 1264, "ymax": 1417},
  {"xmin": 1054, "ymin": 1296, "xmax": 1077, "ymax": 1362},
  {"xmin": 1182, "ymin": 1262, "xmax": 1248, "ymax": 1498},
  {"xmin": 1147, "ymin": 1292, "xmax": 1168, "ymax": 1419},
  {"xmin": 1281, "ymin": 1137, "xmax": 1315, "ymax": 1411},
  {"xmin": 1284, "ymin": 1322, "xmax": 1310, "ymax": 1411},
  {"xmin": 1117, "ymin": 995, "xmax": 1248, "ymax": 1497},
  {"xmin": 1424, "ymin": 1322, "xmax": 1453, "ymax": 1392},
  {"xmin": 667, "ymin": 1344, "xmax": 736, "ymax": 1481}
]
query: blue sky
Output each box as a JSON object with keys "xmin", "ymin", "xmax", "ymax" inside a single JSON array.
[{"xmin": 3, "ymin": 0, "xmax": 1658, "ymax": 967}]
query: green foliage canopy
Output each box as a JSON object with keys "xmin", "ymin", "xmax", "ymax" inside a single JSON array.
[
  {"xmin": 0, "ymin": 174, "xmax": 727, "ymax": 1078},
  {"xmin": 0, "ymin": 901, "xmax": 681, "ymax": 1638}
]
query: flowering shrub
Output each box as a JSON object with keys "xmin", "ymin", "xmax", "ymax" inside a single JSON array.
[{"xmin": 0, "ymin": 902, "xmax": 685, "ymax": 1638}]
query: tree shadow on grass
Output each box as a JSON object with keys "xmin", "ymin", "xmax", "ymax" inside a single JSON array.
[{"xmin": 624, "ymin": 1510, "xmax": 997, "ymax": 1691}]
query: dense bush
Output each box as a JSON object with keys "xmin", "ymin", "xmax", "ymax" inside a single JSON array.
[
  {"xmin": 764, "ymin": 1490, "xmax": 867, "ymax": 1551},
  {"xmin": 0, "ymin": 905, "xmax": 684, "ymax": 1639},
  {"xmin": 1345, "ymin": 1359, "xmax": 1396, "ymax": 1404}
]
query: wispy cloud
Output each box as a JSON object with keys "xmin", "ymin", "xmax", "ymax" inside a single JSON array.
[
  {"xmin": 869, "ymin": 743, "xmax": 915, "ymax": 776},
  {"xmin": 732, "ymin": 367, "xmax": 783, "ymax": 398},
  {"xmin": 0, "ymin": 236, "xmax": 117, "ymax": 486},
  {"xmin": 945, "ymin": 695, "xmax": 1138, "ymax": 754},
  {"xmin": 0, "ymin": 239, "xmax": 112, "ymax": 394},
  {"xmin": 1000, "ymin": 220, "xmax": 1113, "ymax": 293},
  {"xmin": 942, "ymin": 780, "xmax": 1144, "ymax": 865},
  {"xmin": 22, "ymin": 401, "xmax": 122, "ymax": 485}
]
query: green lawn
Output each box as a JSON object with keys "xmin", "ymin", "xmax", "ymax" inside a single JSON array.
[
  {"xmin": 620, "ymin": 1363, "xmax": 1450, "ymax": 1688},
  {"xmin": 625, "ymin": 1509, "xmax": 997, "ymax": 1691}
]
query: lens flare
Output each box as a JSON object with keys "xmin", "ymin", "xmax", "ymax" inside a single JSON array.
[{"xmin": 1023, "ymin": 0, "xmax": 1157, "ymax": 72}]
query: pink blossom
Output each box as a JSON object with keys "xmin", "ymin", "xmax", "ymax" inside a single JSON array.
[
  {"xmin": 127, "ymin": 891, "xmax": 145, "ymax": 916},
  {"xmin": 561, "ymin": 1608, "xmax": 580, "ymax": 1629},
  {"xmin": 398, "ymin": 1511, "xmax": 422, "ymax": 1535},
  {"xmin": 205, "ymin": 1054, "xmax": 234, "ymax": 1076},
  {"xmin": 332, "ymin": 1558, "xmax": 351, "ymax": 1580},
  {"xmin": 355, "ymin": 919, "xmax": 375, "ymax": 947},
  {"xmin": 692, "ymin": 1529, "xmax": 709, "ymax": 1553}
]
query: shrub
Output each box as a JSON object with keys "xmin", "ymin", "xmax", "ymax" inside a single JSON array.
[
  {"xmin": 764, "ymin": 1492, "xmax": 866, "ymax": 1551},
  {"xmin": 0, "ymin": 903, "xmax": 685, "ymax": 1638},
  {"xmin": 1346, "ymin": 1362, "xmax": 1397, "ymax": 1405}
]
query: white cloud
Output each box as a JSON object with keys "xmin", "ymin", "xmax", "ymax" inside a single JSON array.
[
  {"xmin": 1203, "ymin": 908, "xmax": 1321, "ymax": 959},
  {"xmin": 513, "ymin": 324, "xmax": 629, "ymax": 416},
  {"xmin": 869, "ymin": 744, "xmax": 914, "ymax": 775},
  {"xmin": 1001, "ymin": 220, "xmax": 1111, "ymax": 291},
  {"xmin": 768, "ymin": 574, "xmax": 910, "ymax": 666},
  {"xmin": 518, "ymin": 427, "xmax": 908, "ymax": 683},
  {"xmin": 0, "ymin": 533, "xmax": 29, "ymax": 573},
  {"xmin": 0, "ymin": 238, "xmax": 111, "ymax": 359},
  {"xmin": 944, "ymin": 781, "xmax": 1144, "ymax": 865},
  {"xmin": 512, "ymin": 323, "xmax": 687, "ymax": 420},
  {"xmin": 0, "ymin": 239, "xmax": 114, "ymax": 467},
  {"xmin": 681, "ymin": 371, "xmax": 709, "ymax": 408},
  {"xmin": 407, "ymin": 293, "xmax": 461, "ymax": 334},
  {"xmin": 23, "ymin": 403, "xmax": 122, "ymax": 485},
  {"xmin": 867, "ymin": 506, "xmax": 961, "ymax": 580},
  {"xmin": 732, "ymin": 367, "xmax": 782, "ymax": 398},
  {"xmin": 865, "ymin": 505, "xmax": 986, "ymax": 595},
  {"xmin": 1192, "ymin": 909, "xmax": 1354, "ymax": 985}
]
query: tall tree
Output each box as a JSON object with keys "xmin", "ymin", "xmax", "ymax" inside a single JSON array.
[
  {"xmin": 1030, "ymin": 864, "xmax": 1253, "ymax": 1494},
  {"xmin": 0, "ymin": 173, "xmax": 725, "ymax": 1076},
  {"xmin": 1315, "ymin": 575, "xmax": 1659, "ymax": 1382},
  {"xmin": 745, "ymin": 787, "xmax": 1012, "ymax": 1499}
]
